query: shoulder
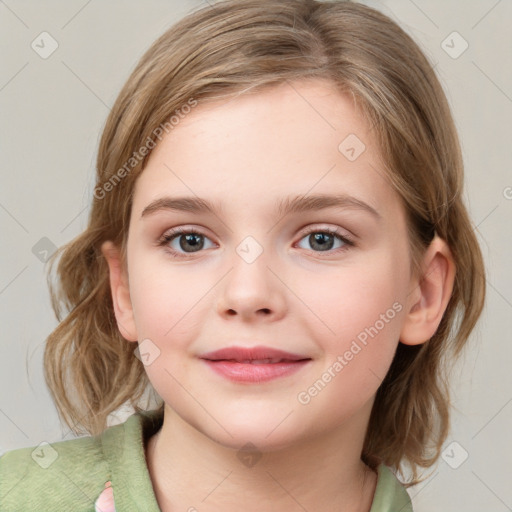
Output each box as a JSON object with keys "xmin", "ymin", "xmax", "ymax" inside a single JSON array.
[
  {"xmin": 0, "ymin": 407, "xmax": 163, "ymax": 511},
  {"xmin": 370, "ymin": 464, "xmax": 414, "ymax": 512},
  {"xmin": 0, "ymin": 421, "xmax": 121, "ymax": 511}
]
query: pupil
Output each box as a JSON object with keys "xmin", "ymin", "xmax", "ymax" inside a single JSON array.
[
  {"xmin": 180, "ymin": 233, "xmax": 204, "ymax": 252},
  {"xmin": 310, "ymin": 233, "xmax": 333, "ymax": 251}
]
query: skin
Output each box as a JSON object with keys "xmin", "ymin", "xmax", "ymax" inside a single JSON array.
[{"xmin": 102, "ymin": 79, "xmax": 455, "ymax": 511}]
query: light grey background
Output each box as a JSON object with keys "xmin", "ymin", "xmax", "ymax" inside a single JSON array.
[{"xmin": 1, "ymin": 1, "xmax": 510, "ymax": 510}]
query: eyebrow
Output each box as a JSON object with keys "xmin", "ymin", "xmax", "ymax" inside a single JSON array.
[{"xmin": 140, "ymin": 193, "xmax": 381, "ymax": 221}]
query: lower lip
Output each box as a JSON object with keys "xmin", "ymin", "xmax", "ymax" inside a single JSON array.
[{"xmin": 201, "ymin": 359, "xmax": 311, "ymax": 383}]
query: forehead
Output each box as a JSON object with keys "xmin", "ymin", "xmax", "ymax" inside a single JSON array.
[{"xmin": 131, "ymin": 79, "xmax": 400, "ymax": 222}]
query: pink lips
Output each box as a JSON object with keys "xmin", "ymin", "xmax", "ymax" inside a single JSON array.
[{"xmin": 200, "ymin": 345, "xmax": 312, "ymax": 383}]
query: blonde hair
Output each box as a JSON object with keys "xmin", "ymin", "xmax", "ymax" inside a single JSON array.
[{"xmin": 44, "ymin": 0, "xmax": 485, "ymax": 487}]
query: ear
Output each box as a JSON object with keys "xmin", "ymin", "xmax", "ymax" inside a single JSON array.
[
  {"xmin": 101, "ymin": 241, "xmax": 138, "ymax": 342},
  {"xmin": 400, "ymin": 235, "xmax": 456, "ymax": 345}
]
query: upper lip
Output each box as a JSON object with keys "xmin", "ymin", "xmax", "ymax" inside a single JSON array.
[{"xmin": 200, "ymin": 345, "xmax": 311, "ymax": 362}]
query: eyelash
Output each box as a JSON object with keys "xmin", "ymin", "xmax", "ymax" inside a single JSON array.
[{"xmin": 158, "ymin": 226, "xmax": 355, "ymax": 259}]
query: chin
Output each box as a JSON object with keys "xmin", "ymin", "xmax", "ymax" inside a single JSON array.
[
  {"xmin": 215, "ymin": 430, "xmax": 300, "ymax": 455},
  {"xmin": 199, "ymin": 415, "xmax": 306, "ymax": 454}
]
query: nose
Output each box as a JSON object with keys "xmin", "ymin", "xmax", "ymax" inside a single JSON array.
[{"xmin": 216, "ymin": 246, "xmax": 287, "ymax": 323}]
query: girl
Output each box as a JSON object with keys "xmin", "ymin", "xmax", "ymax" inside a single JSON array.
[{"xmin": 0, "ymin": 0, "xmax": 485, "ymax": 510}]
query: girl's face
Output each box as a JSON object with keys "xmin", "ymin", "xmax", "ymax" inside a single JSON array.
[{"xmin": 120, "ymin": 79, "xmax": 417, "ymax": 450}]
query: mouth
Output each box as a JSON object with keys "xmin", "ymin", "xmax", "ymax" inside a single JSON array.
[
  {"xmin": 199, "ymin": 345, "xmax": 312, "ymax": 383},
  {"xmin": 200, "ymin": 345, "xmax": 311, "ymax": 363},
  {"xmin": 211, "ymin": 358, "xmax": 309, "ymax": 364}
]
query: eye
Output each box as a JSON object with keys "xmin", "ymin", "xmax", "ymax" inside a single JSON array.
[
  {"xmin": 159, "ymin": 227, "xmax": 215, "ymax": 258},
  {"xmin": 158, "ymin": 225, "xmax": 355, "ymax": 259},
  {"xmin": 296, "ymin": 226, "xmax": 354, "ymax": 255}
]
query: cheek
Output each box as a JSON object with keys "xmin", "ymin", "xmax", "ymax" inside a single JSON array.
[
  {"xmin": 297, "ymin": 247, "xmax": 409, "ymax": 396},
  {"xmin": 126, "ymin": 255, "xmax": 204, "ymax": 405},
  {"xmin": 306, "ymin": 252, "xmax": 407, "ymax": 339},
  {"xmin": 127, "ymin": 250, "xmax": 207, "ymax": 342},
  {"xmin": 295, "ymin": 265, "xmax": 407, "ymax": 419}
]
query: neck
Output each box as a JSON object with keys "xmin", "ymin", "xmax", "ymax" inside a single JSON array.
[{"xmin": 146, "ymin": 401, "xmax": 378, "ymax": 512}]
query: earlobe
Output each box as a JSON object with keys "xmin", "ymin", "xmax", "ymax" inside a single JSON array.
[
  {"xmin": 101, "ymin": 241, "xmax": 138, "ymax": 342},
  {"xmin": 400, "ymin": 235, "xmax": 456, "ymax": 346}
]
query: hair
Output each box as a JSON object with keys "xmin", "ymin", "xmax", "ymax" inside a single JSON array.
[{"xmin": 44, "ymin": 0, "xmax": 485, "ymax": 487}]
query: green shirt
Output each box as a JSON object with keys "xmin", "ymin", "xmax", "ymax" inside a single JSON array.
[{"xmin": 0, "ymin": 408, "xmax": 413, "ymax": 511}]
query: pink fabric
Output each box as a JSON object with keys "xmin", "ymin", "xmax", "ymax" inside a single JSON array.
[{"xmin": 94, "ymin": 481, "xmax": 116, "ymax": 512}]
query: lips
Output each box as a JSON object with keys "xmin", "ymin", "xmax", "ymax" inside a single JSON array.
[
  {"xmin": 200, "ymin": 345, "xmax": 311, "ymax": 363},
  {"xmin": 200, "ymin": 345, "xmax": 312, "ymax": 383}
]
